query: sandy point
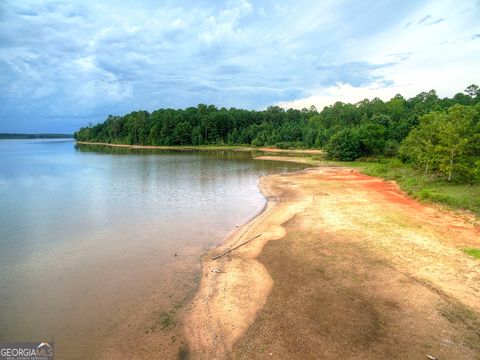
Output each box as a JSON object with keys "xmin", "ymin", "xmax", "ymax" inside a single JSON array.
[{"xmin": 184, "ymin": 165, "xmax": 480, "ymax": 359}]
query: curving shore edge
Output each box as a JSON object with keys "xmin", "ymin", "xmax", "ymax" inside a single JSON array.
[
  {"xmin": 183, "ymin": 166, "xmax": 313, "ymax": 359},
  {"xmin": 75, "ymin": 141, "xmax": 324, "ymax": 155},
  {"xmin": 183, "ymin": 159, "xmax": 480, "ymax": 359}
]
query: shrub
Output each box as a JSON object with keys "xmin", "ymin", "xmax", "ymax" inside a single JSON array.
[{"xmin": 325, "ymin": 128, "xmax": 361, "ymax": 161}]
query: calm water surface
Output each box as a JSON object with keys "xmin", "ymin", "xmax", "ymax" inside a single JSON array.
[{"xmin": 0, "ymin": 139, "xmax": 306, "ymax": 358}]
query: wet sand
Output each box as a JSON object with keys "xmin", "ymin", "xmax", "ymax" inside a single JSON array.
[
  {"xmin": 3, "ymin": 142, "xmax": 315, "ymax": 359},
  {"xmin": 184, "ymin": 163, "xmax": 480, "ymax": 359}
]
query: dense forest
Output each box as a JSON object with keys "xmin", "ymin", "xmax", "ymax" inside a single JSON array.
[{"xmin": 76, "ymin": 85, "xmax": 480, "ymax": 182}]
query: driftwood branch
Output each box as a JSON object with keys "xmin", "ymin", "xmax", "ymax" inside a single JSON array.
[{"xmin": 212, "ymin": 234, "xmax": 262, "ymax": 260}]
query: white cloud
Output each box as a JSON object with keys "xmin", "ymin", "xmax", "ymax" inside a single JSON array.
[
  {"xmin": 198, "ymin": 0, "xmax": 253, "ymax": 44},
  {"xmin": 74, "ymin": 56, "xmax": 96, "ymax": 72},
  {"xmin": 279, "ymin": 0, "xmax": 480, "ymax": 109},
  {"xmin": 0, "ymin": 0, "xmax": 479, "ymax": 132},
  {"xmin": 278, "ymin": 82, "xmax": 403, "ymax": 110}
]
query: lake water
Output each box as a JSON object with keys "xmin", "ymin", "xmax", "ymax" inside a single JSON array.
[{"xmin": 0, "ymin": 139, "xmax": 306, "ymax": 358}]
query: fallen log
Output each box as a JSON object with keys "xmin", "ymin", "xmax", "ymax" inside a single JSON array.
[{"xmin": 212, "ymin": 234, "xmax": 262, "ymax": 260}]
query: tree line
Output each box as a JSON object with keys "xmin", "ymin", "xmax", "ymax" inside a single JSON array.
[{"xmin": 75, "ymin": 85, "xmax": 480, "ymax": 182}]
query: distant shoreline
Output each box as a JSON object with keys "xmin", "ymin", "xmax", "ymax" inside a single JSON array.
[
  {"xmin": 0, "ymin": 133, "xmax": 73, "ymax": 140},
  {"xmin": 75, "ymin": 141, "xmax": 324, "ymax": 155}
]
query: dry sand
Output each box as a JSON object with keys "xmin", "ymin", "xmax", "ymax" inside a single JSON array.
[{"xmin": 184, "ymin": 163, "xmax": 480, "ymax": 359}]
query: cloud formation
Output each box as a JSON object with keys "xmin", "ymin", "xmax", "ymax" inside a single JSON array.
[{"xmin": 0, "ymin": 0, "xmax": 479, "ymax": 132}]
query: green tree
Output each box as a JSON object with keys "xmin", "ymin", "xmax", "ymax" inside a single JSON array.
[
  {"xmin": 399, "ymin": 112, "xmax": 440, "ymax": 175},
  {"xmin": 436, "ymin": 105, "xmax": 477, "ymax": 181},
  {"xmin": 325, "ymin": 128, "xmax": 361, "ymax": 161},
  {"xmin": 465, "ymin": 84, "xmax": 479, "ymax": 98},
  {"xmin": 357, "ymin": 123, "xmax": 387, "ymax": 156},
  {"xmin": 172, "ymin": 122, "xmax": 193, "ymax": 145},
  {"xmin": 400, "ymin": 104, "xmax": 480, "ymax": 181},
  {"xmin": 74, "ymin": 86, "xmax": 480, "ymax": 184}
]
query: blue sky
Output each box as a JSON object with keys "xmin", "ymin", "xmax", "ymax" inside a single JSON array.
[{"xmin": 0, "ymin": 0, "xmax": 479, "ymax": 132}]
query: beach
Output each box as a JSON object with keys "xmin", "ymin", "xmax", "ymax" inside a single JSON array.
[
  {"xmin": 184, "ymin": 161, "xmax": 480, "ymax": 359},
  {"xmin": 5, "ymin": 1, "xmax": 478, "ymax": 358}
]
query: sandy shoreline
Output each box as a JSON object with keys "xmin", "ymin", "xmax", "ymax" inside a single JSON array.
[
  {"xmin": 75, "ymin": 141, "xmax": 324, "ymax": 155},
  {"xmin": 183, "ymin": 166, "xmax": 313, "ymax": 359},
  {"xmin": 71, "ymin": 144, "xmax": 480, "ymax": 358},
  {"xmin": 183, "ymin": 161, "xmax": 480, "ymax": 359}
]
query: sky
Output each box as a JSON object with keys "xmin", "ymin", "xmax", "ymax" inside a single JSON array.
[{"xmin": 0, "ymin": 0, "xmax": 479, "ymax": 133}]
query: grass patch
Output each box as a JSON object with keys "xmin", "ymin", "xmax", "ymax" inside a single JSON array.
[
  {"xmin": 349, "ymin": 159, "xmax": 480, "ymax": 217},
  {"xmin": 311, "ymin": 158, "xmax": 371, "ymax": 167},
  {"xmin": 159, "ymin": 311, "xmax": 175, "ymax": 329},
  {"xmin": 149, "ymin": 306, "xmax": 180, "ymax": 332},
  {"xmin": 462, "ymin": 248, "xmax": 480, "ymax": 259}
]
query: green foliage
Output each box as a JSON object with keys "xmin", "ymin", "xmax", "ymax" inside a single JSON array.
[
  {"xmin": 357, "ymin": 122, "xmax": 387, "ymax": 155},
  {"xmin": 399, "ymin": 104, "xmax": 480, "ymax": 182},
  {"xmin": 325, "ymin": 128, "xmax": 361, "ymax": 161},
  {"xmin": 462, "ymin": 248, "xmax": 480, "ymax": 259},
  {"xmin": 76, "ymin": 105, "xmax": 316, "ymax": 148},
  {"xmin": 75, "ymin": 85, "xmax": 480, "ymax": 183}
]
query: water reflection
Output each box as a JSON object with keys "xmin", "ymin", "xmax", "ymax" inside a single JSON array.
[{"xmin": 0, "ymin": 140, "xmax": 307, "ymax": 358}]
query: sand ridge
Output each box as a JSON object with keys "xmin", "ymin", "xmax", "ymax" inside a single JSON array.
[{"xmin": 184, "ymin": 168, "xmax": 314, "ymax": 359}]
